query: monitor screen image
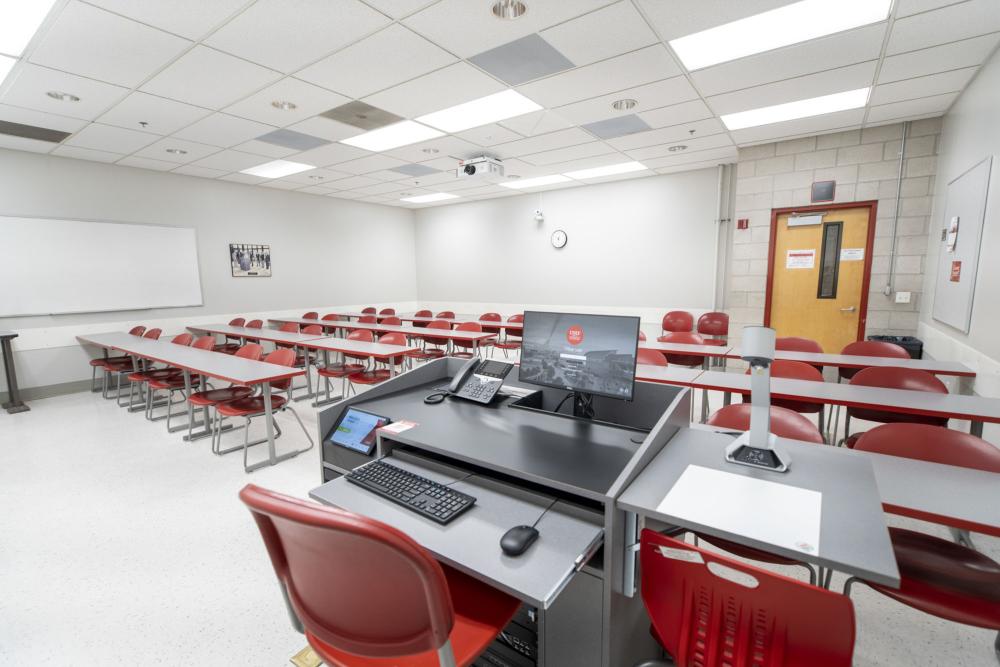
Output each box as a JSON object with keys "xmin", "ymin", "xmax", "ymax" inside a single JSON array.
[
  {"xmin": 329, "ymin": 408, "xmax": 389, "ymax": 455},
  {"xmin": 518, "ymin": 311, "xmax": 640, "ymax": 400}
]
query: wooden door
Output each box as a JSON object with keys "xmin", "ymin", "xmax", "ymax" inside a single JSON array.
[{"xmin": 765, "ymin": 203, "xmax": 877, "ymax": 354}]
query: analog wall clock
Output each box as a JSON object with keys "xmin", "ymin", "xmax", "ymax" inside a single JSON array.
[{"xmin": 551, "ymin": 229, "xmax": 568, "ymax": 249}]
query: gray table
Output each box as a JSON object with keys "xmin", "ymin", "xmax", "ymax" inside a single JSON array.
[
  {"xmin": 1, "ymin": 330, "xmax": 29, "ymax": 414},
  {"xmin": 617, "ymin": 427, "xmax": 899, "ymax": 587}
]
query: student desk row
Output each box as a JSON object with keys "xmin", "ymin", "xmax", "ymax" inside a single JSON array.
[{"xmin": 266, "ymin": 318, "xmax": 498, "ymax": 356}]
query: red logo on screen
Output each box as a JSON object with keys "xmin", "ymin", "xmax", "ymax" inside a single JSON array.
[{"xmin": 566, "ymin": 325, "xmax": 584, "ymax": 345}]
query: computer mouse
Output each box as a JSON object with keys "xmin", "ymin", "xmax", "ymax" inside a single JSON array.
[{"xmin": 500, "ymin": 525, "xmax": 539, "ymax": 557}]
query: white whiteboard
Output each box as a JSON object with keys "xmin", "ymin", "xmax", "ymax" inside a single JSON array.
[{"xmin": 0, "ymin": 216, "xmax": 203, "ymax": 316}]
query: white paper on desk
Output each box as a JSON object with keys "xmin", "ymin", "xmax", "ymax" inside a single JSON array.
[{"xmin": 657, "ymin": 465, "xmax": 822, "ymax": 556}]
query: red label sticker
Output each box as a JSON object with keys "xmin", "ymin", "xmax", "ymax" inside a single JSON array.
[
  {"xmin": 951, "ymin": 261, "xmax": 962, "ymax": 282},
  {"xmin": 566, "ymin": 325, "xmax": 584, "ymax": 345}
]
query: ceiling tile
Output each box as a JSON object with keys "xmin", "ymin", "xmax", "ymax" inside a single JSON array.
[
  {"xmin": 887, "ymin": 0, "xmax": 1000, "ymax": 55},
  {"xmin": 141, "ymin": 46, "xmax": 282, "ymax": 109},
  {"xmin": 706, "ymin": 61, "xmax": 878, "ymax": 115},
  {"xmin": 638, "ymin": 100, "xmax": 715, "ymax": 129},
  {"xmin": 641, "ymin": 145, "xmax": 739, "ymax": 170},
  {"xmin": 456, "ymin": 123, "xmax": 524, "ymax": 147},
  {"xmin": 293, "ymin": 142, "xmax": 372, "ymax": 167},
  {"xmin": 286, "ymin": 116, "xmax": 365, "ymax": 142},
  {"xmin": 116, "ymin": 155, "xmax": 177, "ymax": 171},
  {"xmin": 51, "ymin": 144, "xmax": 123, "ymax": 163},
  {"xmin": 384, "ymin": 135, "xmax": 482, "ymax": 163},
  {"xmin": 655, "ymin": 160, "xmax": 729, "ymax": 176},
  {"xmin": 540, "ymin": 1, "xmax": 658, "ymax": 66},
  {"xmin": 65, "ymin": 123, "xmax": 159, "ymax": 153},
  {"xmin": 878, "ymin": 33, "xmax": 1000, "ymax": 83},
  {"xmin": 634, "ymin": 0, "xmax": 791, "ymax": 40},
  {"xmin": 497, "ymin": 110, "xmax": 573, "ymax": 136},
  {"xmin": 297, "ymin": 24, "xmax": 457, "ymax": 99},
  {"xmin": 865, "ymin": 93, "xmax": 958, "ymax": 123},
  {"xmin": 0, "ymin": 104, "xmax": 87, "ymax": 134},
  {"xmin": 353, "ymin": 180, "xmax": 413, "ymax": 195},
  {"xmin": 870, "ymin": 67, "xmax": 977, "ymax": 106},
  {"xmin": 335, "ymin": 154, "xmax": 409, "ymax": 175},
  {"xmin": 130, "ymin": 137, "xmax": 221, "ymax": 163},
  {"xmin": 223, "ymin": 77, "xmax": 350, "ymax": 126},
  {"xmin": 188, "ymin": 149, "xmax": 270, "ymax": 171},
  {"xmin": 29, "ymin": 1, "xmax": 192, "ymax": 88},
  {"xmin": 517, "ymin": 45, "xmax": 681, "ymax": 108},
  {"xmin": 361, "ymin": 0, "xmax": 437, "ymax": 19},
  {"xmin": 173, "ymin": 112, "xmax": 275, "ymax": 147},
  {"xmin": 97, "ymin": 92, "xmax": 212, "ymax": 135},
  {"xmin": 363, "ymin": 62, "xmax": 506, "ymax": 119},
  {"xmin": 297, "ymin": 183, "xmax": 340, "ymax": 194},
  {"xmin": 894, "ymin": 0, "xmax": 968, "ymax": 17},
  {"xmin": 220, "ymin": 172, "xmax": 268, "ymax": 184},
  {"xmin": 254, "ymin": 128, "xmax": 331, "ymax": 151},
  {"xmin": 690, "ymin": 23, "xmax": 887, "ymax": 97},
  {"xmin": 328, "ymin": 174, "xmax": 382, "ymax": 190},
  {"xmin": 0, "ymin": 134, "xmax": 56, "ymax": 154},
  {"xmin": 232, "ymin": 139, "xmax": 299, "ymax": 158},
  {"xmin": 554, "ymin": 76, "xmax": 699, "ymax": 126},
  {"xmin": 204, "ymin": 0, "xmax": 390, "ymax": 73},
  {"xmin": 84, "ymin": 0, "xmax": 252, "ymax": 40},
  {"xmin": 171, "ymin": 164, "xmax": 228, "ymax": 178},
  {"xmin": 491, "ymin": 127, "xmax": 595, "ymax": 158},
  {"xmin": 469, "ymin": 34, "xmax": 575, "ymax": 86},
  {"xmin": 729, "ymin": 108, "xmax": 866, "ymax": 145},
  {"xmin": 403, "ymin": 0, "xmax": 616, "ymax": 58},
  {"xmin": 0, "ymin": 64, "xmax": 129, "ymax": 121},
  {"xmin": 259, "ymin": 179, "xmax": 305, "ymax": 190},
  {"xmin": 624, "ymin": 133, "xmax": 734, "ymax": 160},
  {"xmin": 275, "ymin": 167, "xmax": 351, "ymax": 185},
  {"xmin": 520, "ymin": 141, "xmax": 617, "ymax": 166},
  {"xmin": 608, "ymin": 118, "xmax": 726, "ymax": 151},
  {"xmin": 581, "ymin": 114, "xmax": 651, "ymax": 140}
]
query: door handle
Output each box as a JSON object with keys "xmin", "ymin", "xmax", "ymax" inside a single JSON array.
[{"xmin": 840, "ymin": 306, "xmax": 857, "ymax": 312}]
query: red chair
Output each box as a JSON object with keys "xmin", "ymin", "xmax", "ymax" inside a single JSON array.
[
  {"xmin": 451, "ymin": 322, "xmax": 485, "ymax": 359},
  {"xmin": 660, "ymin": 310, "xmax": 693, "ymax": 335},
  {"xmin": 743, "ymin": 360, "xmax": 827, "ymax": 438},
  {"xmin": 126, "ymin": 333, "xmax": 193, "ymax": 416},
  {"xmin": 637, "ymin": 348, "xmax": 667, "ymax": 366},
  {"xmin": 239, "ymin": 484, "xmax": 519, "ymax": 667},
  {"xmin": 214, "ymin": 348, "xmax": 313, "ymax": 470},
  {"xmin": 358, "ymin": 315, "xmax": 378, "ymax": 324},
  {"xmin": 411, "ymin": 308, "xmax": 433, "ymax": 328},
  {"xmin": 91, "ymin": 325, "xmax": 145, "ymax": 394},
  {"xmin": 361, "ymin": 307, "xmax": 377, "ymax": 315},
  {"xmin": 215, "ymin": 317, "xmax": 246, "ymax": 354},
  {"xmin": 407, "ymin": 320, "xmax": 451, "ymax": 364},
  {"xmin": 146, "ymin": 335, "xmax": 216, "ymax": 430},
  {"xmin": 381, "ymin": 316, "xmax": 402, "ymax": 326},
  {"xmin": 848, "ymin": 423, "xmax": 1000, "ymax": 657},
  {"xmin": 347, "ymin": 333, "xmax": 407, "ymax": 390},
  {"xmin": 188, "ymin": 343, "xmax": 263, "ymax": 442},
  {"xmin": 494, "ymin": 314, "xmax": 524, "ymax": 359},
  {"xmin": 655, "ymin": 331, "xmax": 705, "ymax": 367},
  {"xmin": 435, "ymin": 310, "xmax": 456, "ymax": 320},
  {"xmin": 838, "ymin": 340, "xmax": 910, "ymax": 381},
  {"xmin": 480, "ymin": 313, "xmax": 502, "ymax": 353},
  {"xmin": 317, "ymin": 330, "xmax": 374, "ymax": 401},
  {"xmin": 639, "ymin": 530, "xmax": 855, "ymax": 667},
  {"xmin": 843, "ymin": 367, "xmax": 948, "ymax": 447},
  {"xmin": 776, "ymin": 336, "xmax": 825, "ymax": 373},
  {"xmin": 105, "ymin": 327, "xmax": 162, "ymax": 401},
  {"xmin": 638, "ymin": 330, "xmax": 647, "ymax": 342},
  {"xmin": 379, "ymin": 307, "xmax": 396, "ymax": 316},
  {"xmin": 245, "ymin": 319, "xmax": 264, "ymax": 345},
  {"xmin": 302, "ymin": 311, "xmax": 318, "ymax": 320},
  {"xmin": 696, "ymin": 311, "xmax": 729, "ymax": 346}
]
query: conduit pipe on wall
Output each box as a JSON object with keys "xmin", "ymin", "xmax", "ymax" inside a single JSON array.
[{"xmin": 884, "ymin": 121, "xmax": 910, "ymax": 296}]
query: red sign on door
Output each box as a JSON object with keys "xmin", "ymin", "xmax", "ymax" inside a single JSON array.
[
  {"xmin": 950, "ymin": 261, "xmax": 962, "ymax": 282},
  {"xmin": 566, "ymin": 325, "xmax": 584, "ymax": 345}
]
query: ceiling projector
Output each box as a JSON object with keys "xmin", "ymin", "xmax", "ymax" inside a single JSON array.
[{"xmin": 459, "ymin": 155, "xmax": 504, "ymax": 178}]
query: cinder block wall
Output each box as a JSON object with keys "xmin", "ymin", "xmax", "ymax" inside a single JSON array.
[{"xmin": 727, "ymin": 118, "xmax": 941, "ymax": 340}]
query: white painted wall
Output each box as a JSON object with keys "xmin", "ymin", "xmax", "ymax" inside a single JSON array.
[
  {"xmin": 0, "ymin": 148, "xmax": 418, "ymax": 390},
  {"xmin": 412, "ymin": 169, "xmax": 722, "ymax": 312}
]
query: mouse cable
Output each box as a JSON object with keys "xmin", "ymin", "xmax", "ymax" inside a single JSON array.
[{"xmin": 531, "ymin": 497, "xmax": 560, "ymax": 529}]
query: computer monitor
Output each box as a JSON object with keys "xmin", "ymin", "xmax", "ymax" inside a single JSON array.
[{"xmin": 518, "ymin": 311, "xmax": 640, "ymax": 417}]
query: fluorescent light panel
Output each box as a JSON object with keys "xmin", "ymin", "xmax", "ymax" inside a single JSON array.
[
  {"xmin": 401, "ymin": 192, "xmax": 459, "ymax": 203},
  {"xmin": 669, "ymin": 0, "xmax": 892, "ymax": 70},
  {"xmin": 417, "ymin": 90, "xmax": 542, "ymax": 133},
  {"xmin": 721, "ymin": 88, "xmax": 870, "ymax": 130},
  {"xmin": 500, "ymin": 174, "xmax": 572, "ymax": 189},
  {"xmin": 564, "ymin": 161, "xmax": 647, "ymax": 180},
  {"xmin": 241, "ymin": 159, "xmax": 316, "ymax": 179},
  {"xmin": 340, "ymin": 120, "xmax": 443, "ymax": 152},
  {"xmin": 0, "ymin": 0, "xmax": 58, "ymax": 57}
]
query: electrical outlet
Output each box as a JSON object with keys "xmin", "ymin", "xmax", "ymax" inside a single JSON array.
[{"xmin": 895, "ymin": 291, "xmax": 912, "ymax": 304}]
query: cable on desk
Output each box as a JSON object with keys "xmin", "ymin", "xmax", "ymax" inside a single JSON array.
[{"xmin": 530, "ymin": 497, "xmax": 559, "ymax": 529}]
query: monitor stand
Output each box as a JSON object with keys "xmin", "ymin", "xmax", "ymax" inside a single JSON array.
[{"xmin": 572, "ymin": 391, "xmax": 595, "ymax": 420}]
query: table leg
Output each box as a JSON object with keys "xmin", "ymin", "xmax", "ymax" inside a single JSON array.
[
  {"xmin": 263, "ymin": 382, "xmax": 277, "ymax": 464},
  {"xmin": 167, "ymin": 370, "xmax": 207, "ymax": 433},
  {"xmin": 957, "ymin": 374, "xmax": 974, "ymax": 396},
  {"xmin": 700, "ymin": 357, "xmax": 710, "ymax": 422},
  {"xmin": 294, "ymin": 345, "xmax": 316, "ymax": 402},
  {"xmin": 2, "ymin": 339, "xmax": 30, "ymax": 413},
  {"xmin": 971, "ymin": 420, "xmax": 984, "ymax": 438}
]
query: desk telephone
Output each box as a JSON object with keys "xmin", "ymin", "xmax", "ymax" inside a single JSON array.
[{"xmin": 426, "ymin": 358, "xmax": 513, "ymax": 405}]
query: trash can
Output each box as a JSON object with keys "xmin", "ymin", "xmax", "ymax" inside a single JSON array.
[{"xmin": 867, "ymin": 335, "xmax": 923, "ymax": 359}]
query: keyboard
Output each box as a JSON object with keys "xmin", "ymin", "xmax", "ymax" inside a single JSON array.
[{"xmin": 346, "ymin": 460, "xmax": 476, "ymax": 525}]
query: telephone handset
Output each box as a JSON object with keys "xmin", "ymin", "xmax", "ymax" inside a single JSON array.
[{"xmin": 424, "ymin": 358, "xmax": 514, "ymax": 405}]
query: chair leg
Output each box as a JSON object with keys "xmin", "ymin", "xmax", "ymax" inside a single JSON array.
[
  {"xmin": 285, "ymin": 405, "xmax": 315, "ymax": 450},
  {"xmin": 994, "ymin": 631, "xmax": 998, "ymax": 664},
  {"xmin": 950, "ymin": 528, "xmax": 976, "ymax": 550},
  {"xmin": 801, "ymin": 563, "xmax": 818, "ymax": 586},
  {"xmin": 818, "ymin": 410, "xmax": 826, "ymax": 444},
  {"xmin": 843, "ymin": 576, "xmax": 860, "ymax": 596}
]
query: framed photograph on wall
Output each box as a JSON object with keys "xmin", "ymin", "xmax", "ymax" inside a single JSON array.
[{"xmin": 230, "ymin": 243, "xmax": 271, "ymax": 277}]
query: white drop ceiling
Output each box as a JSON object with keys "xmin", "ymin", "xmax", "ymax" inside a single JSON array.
[{"xmin": 0, "ymin": 0, "xmax": 997, "ymax": 208}]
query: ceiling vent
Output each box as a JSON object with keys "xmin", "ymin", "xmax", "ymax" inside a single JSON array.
[
  {"xmin": 0, "ymin": 120, "xmax": 71, "ymax": 143},
  {"xmin": 320, "ymin": 101, "xmax": 404, "ymax": 131}
]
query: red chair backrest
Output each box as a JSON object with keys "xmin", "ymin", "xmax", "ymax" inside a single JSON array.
[
  {"xmin": 505, "ymin": 314, "xmax": 524, "ymax": 339},
  {"xmin": 379, "ymin": 332, "xmax": 407, "ymax": 364},
  {"xmin": 246, "ymin": 320, "xmax": 263, "ymax": 329},
  {"xmin": 236, "ymin": 343, "xmax": 263, "ymax": 361},
  {"xmin": 414, "ymin": 309, "xmax": 433, "ymax": 317},
  {"xmin": 661, "ymin": 310, "xmax": 693, "ymax": 333},
  {"xmin": 381, "ymin": 316, "xmax": 402, "ymax": 326},
  {"xmin": 361, "ymin": 307, "xmax": 377, "ymax": 314},
  {"xmin": 321, "ymin": 314, "xmax": 342, "ymax": 322},
  {"xmin": 744, "ymin": 360, "xmax": 824, "ymax": 414},
  {"xmin": 480, "ymin": 312, "xmax": 502, "ymax": 335},
  {"xmin": 658, "ymin": 331, "xmax": 705, "ymax": 366},
  {"xmin": 171, "ymin": 333, "xmax": 192, "ymax": 345},
  {"xmin": 302, "ymin": 325, "xmax": 322, "ymax": 336},
  {"xmin": 838, "ymin": 340, "xmax": 910, "ymax": 380},
  {"xmin": 638, "ymin": 330, "xmax": 647, "ymax": 341},
  {"xmin": 192, "ymin": 336, "xmax": 216, "ymax": 350},
  {"xmin": 848, "ymin": 367, "xmax": 948, "ymax": 426},
  {"xmin": 348, "ymin": 329, "xmax": 374, "ymax": 343},
  {"xmin": 379, "ymin": 308, "xmax": 396, "ymax": 315},
  {"xmin": 640, "ymin": 530, "xmax": 855, "ymax": 666},
  {"xmin": 435, "ymin": 311, "xmax": 455, "ymax": 319},
  {"xmin": 240, "ymin": 484, "xmax": 455, "ymax": 657},
  {"xmin": 279, "ymin": 322, "xmax": 298, "ymax": 333},
  {"xmin": 144, "ymin": 328, "xmax": 162, "ymax": 340},
  {"xmin": 637, "ymin": 348, "xmax": 667, "ymax": 366},
  {"xmin": 706, "ymin": 404, "xmax": 825, "ymax": 444},
  {"xmin": 229, "ymin": 317, "xmax": 246, "ymax": 327},
  {"xmin": 128, "ymin": 326, "xmax": 146, "ymax": 336},
  {"xmin": 776, "ymin": 336, "xmax": 824, "ymax": 354},
  {"xmin": 264, "ymin": 348, "xmax": 296, "ymax": 390},
  {"xmin": 359, "ymin": 315, "xmax": 377, "ymax": 324},
  {"xmin": 423, "ymin": 319, "xmax": 452, "ymax": 346},
  {"xmin": 854, "ymin": 423, "xmax": 1000, "ymax": 472},
  {"xmin": 454, "ymin": 321, "xmax": 482, "ymax": 349},
  {"xmin": 697, "ymin": 311, "xmax": 729, "ymax": 337},
  {"xmin": 302, "ymin": 312, "xmax": 318, "ymax": 319}
]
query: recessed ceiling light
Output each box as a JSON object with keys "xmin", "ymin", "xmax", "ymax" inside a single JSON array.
[
  {"xmin": 46, "ymin": 90, "xmax": 80, "ymax": 102},
  {"xmin": 721, "ymin": 87, "xmax": 870, "ymax": 130},
  {"xmin": 308, "ymin": 174, "xmax": 325, "ymax": 180},
  {"xmin": 668, "ymin": 145, "xmax": 687, "ymax": 152},
  {"xmin": 165, "ymin": 148, "xmax": 188, "ymax": 155},
  {"xmin": 0, "ymin": 1, "xmax": 58, "ymax": 57},
  {"xmin": 421, "ymin": 147, "xmax": 439, "ymax": 154},
  {"xmin": 241, "ymin": 159, "xmax": 316, "ymax": 179},
  {"xmin": 669, "ymin": 0, "xmax": 892, "ymax": 71},
  {"xmin": 271, "ymin": 100, "xmax": 297, "ymax": 111},
  {"xmin": 492, "ymin": 1, "xmax": 527, "ymax": 20},
  {"xmin": 564, "ymin": 161, "xmax": 648, "ymax": 180},
  {"xmin": 399, "ymin": 192, "xmax": 414, "ymax": 197},
  {"xmin": 612, "ymin": 99, "xmax": 637, "ymax": 111},
  {"xmin": 500, "ymin": 174, "xmax": 571, "ymax": 190},
  {"xmin": 417, "ymin": 89, "xmax": 542, "ymax": 133},
  {"xmin": 340, "ymin": 120, "xmax": 444, "ymax": 152},
  {"xmin": 401, "ymin": 192, "xmax": 459, "ymax": 203}
]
